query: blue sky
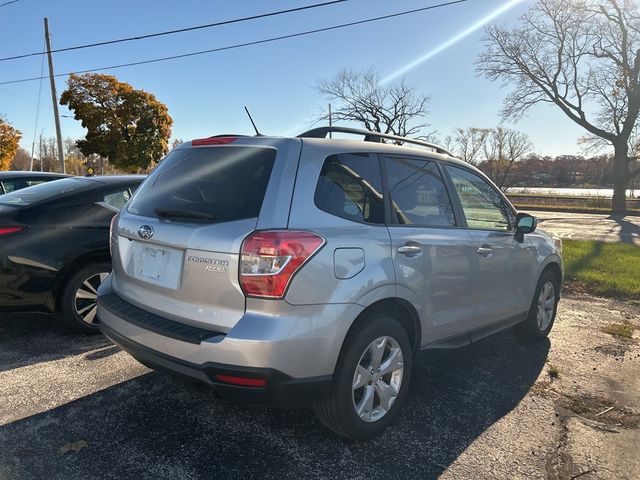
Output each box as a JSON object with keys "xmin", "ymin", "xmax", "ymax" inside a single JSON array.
[{"xmin": 0, "ymin": 0, "xmax": 588, "ymax": 157}]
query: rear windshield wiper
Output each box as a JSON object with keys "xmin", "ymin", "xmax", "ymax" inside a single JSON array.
[{"xmin": 154, "ymin": 208, "xmax": 217, "ymax": 221}]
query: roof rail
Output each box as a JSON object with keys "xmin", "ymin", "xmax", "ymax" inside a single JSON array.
[{"xmin": 297, "ymin": 126, "xmax": 452, "ymax": 156}]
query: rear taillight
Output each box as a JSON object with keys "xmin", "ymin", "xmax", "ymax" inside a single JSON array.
[
  {"xmin": 239, "ymin": 230, "xmax": 325, "ymax": 299},
  {"xmin": 109, "ymin": 214, "xmax": 118, "ymax": 256},
  {"xmin": 191, "ymin": 136, "xmax": 237, "ymax": 146},
  {"xmin": 0, "ymin": 226, "xmax": 26, "ymax": 236}
]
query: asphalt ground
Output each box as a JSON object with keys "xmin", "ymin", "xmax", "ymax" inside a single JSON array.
[
  {"xmin": 1, "ymin": 294, "xmax": 639, "ymax": 480},
  {"xmin": 529, "ymin": 211, "xmax": 640, "ymax": 246}
]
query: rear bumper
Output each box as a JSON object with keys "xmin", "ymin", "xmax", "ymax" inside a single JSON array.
[
  {"xmin": 100, "ymin": 321, "xmax": 331, "ymax": 405},
  {"xmin": 96, "ymin": 276, "xmax": 362, "ymax": 405}
]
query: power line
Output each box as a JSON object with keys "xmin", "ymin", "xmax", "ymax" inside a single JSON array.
[
  {"xmin": 0, "ymin": 0, "xmax": 347, "ymax": 62},
  {"xmin": 0, "ymin": 0, "xmax": 470, "ymax": 86},
  {"xmin": 0, "ymin": 0, "xmax": 19, "ymax": 8}
]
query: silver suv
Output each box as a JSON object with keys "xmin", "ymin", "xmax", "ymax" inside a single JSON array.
[{"xmin": 97, "ymin": 127, "xmax": 563, "ymax": 440}]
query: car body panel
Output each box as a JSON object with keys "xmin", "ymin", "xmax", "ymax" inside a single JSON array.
[
  {"xmin": 0, "ymin": 176, "xmax": 144, "ymax": 312},
  {"xmin": 465, "ymin": 229, "xmax": 538, "ymax": 323},
  {"xmin": 387, "ymin": 225, "xmax": 481, "ymax": 344},
  {"xmin": 99, "ymin": 275, "xmax": 363, "ymax": 378}
]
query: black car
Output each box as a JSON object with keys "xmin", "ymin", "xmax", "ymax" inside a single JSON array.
[
  {"xmin": 0, "ymin": 171, "xmax": 70, "ymax": 194},
  {"xmin": 0, "ymin": 175, "xmax": 144, "ymax": 332}
]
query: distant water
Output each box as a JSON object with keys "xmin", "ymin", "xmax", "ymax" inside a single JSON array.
[{"xmin": 507, "ymin": 187, "xmax": 639, "ymax": 198}]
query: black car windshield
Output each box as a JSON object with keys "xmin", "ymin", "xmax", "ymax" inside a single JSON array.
[{"xmin": 0, "ymin": 177, "xmax": 91, "ymax": 207}]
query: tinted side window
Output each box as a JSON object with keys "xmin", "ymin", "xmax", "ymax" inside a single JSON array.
[
  {"xmin": 128, "ymin": 147, "xmax": 275, "ymax": 224},
  {"xmin": 35, "ymin": 198, "xmax": 93, "ymax": 225},
  {"xmin": 1, "ymin": 178, "xmax": 51, "ymax": 193},
  {"xmin": 446, "ymin": 165, "xmax": 514, "ymax": 231},
  {"xmin": 0, "ymin": 178, "xmax": 90, "ymax": 207},
  {"xmin": 103, "ymin": 189, "xmax": 131, "ymax": 210},
  {"xmin": 314, "ymin": 153, "xmax": 384, "ymax": 224},
  {"xmin": 1, "ymin": 179, "xmax": 28, "ymax": 193},
  {"xmin": 385, "ymin": 157, "xmax": 455, "ymax": 227}
]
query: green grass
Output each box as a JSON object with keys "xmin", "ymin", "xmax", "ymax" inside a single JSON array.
[
  {"xmin": 547, "ymin": 363, "xmax": 560, "ymax": 379},
  {"xmin": 563, "ymin": 240, "xmax": 640, "ymax": 299},
  {"xmin": 601, "ymin": 322, "xmax": 635, "ymax": 339}
]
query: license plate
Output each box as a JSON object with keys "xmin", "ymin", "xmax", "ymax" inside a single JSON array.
[
  {"xmin": 132, "ymin": 242, "xmax": 183, "ymax": 289},
  {"xmin": 141, "ymin": 248, "xmax": 165, "ymax": 279}
]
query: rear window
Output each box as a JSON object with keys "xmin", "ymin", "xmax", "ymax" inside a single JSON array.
[
  {"xmin": 0, "ymin": 178, "xmax": 90, "ymax": 207},
  {"xmin": 127, "ymin": 146, "xmax": 276, "ymax": 223}
]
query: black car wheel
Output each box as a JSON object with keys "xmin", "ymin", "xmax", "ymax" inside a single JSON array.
[
  {"xmin": 516, "ymin": 270, "xmax": 560, "ymax": 341},
  {"xmin": 314, "ymin": 313, "xmax": 412, "ymax": 440},
  {"xmin": 58, "ymin": 262, "xmax": 111, "ymax": 334}
]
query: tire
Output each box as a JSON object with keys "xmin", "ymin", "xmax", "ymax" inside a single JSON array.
[
  {"xmin": 516, "ymin": 270, "xmax": 560, "ymax": 341},
  {"xmin": 314, "ymin": 313, "xmax": 412, "ymax": 441},
  {"xmin": 57, "ymin": 262, "xmax": 111, "ymax": 334}
]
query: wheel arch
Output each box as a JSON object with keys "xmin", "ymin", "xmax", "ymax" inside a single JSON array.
[
  {"xmin": 540, "ymin": 259, "xmax": 563, "ymax": 297},
  {"xmin": 52, "ymin": 251, "xmax": 112, "ymax": 311},
  {"xmin": 340, "ymin": 297, "xmax": 421, "ymax": 364}
]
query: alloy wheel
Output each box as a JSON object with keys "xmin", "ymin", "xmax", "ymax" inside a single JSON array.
[
  {"xmin": 536, "ymin": 280, "xmax": 556, "ymax": 331},
  {"xmin": 352, "ymin": 336, "xmax": 404, "ymax": 423},
  {"xmin": 74, "ymin": 272, "xmax": 109, "ymax": 325}
]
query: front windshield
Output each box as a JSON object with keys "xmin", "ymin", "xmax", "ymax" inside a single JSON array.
[{"xmin": 0, "ymin": 177, "xmax": 91, "ymax": 207}]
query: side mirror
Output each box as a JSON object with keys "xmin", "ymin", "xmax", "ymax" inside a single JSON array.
[{"xmin": 515, "ymin": 213, "xmax": 537, "ymax": 242}]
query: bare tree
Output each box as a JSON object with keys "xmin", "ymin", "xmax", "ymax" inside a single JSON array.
[
  {"xmin": 478, "ymin": 0, "xmax": 640, "ymax": 212},
  {"xmin": 10, "ymin": 148, "xmax": 31, "ymax": 170},
  {"xmin": 478, "ymin": 127, "xmax": 532, "ymax": 190},
  {"xmin": 315, "ymin": 68, "xmax": 431, "ymax": 138},
  {"xmin": 37, "ymin": 135, "xmax": 59, "ymax": 172},
  {"xmin": 452, "ymin": 127, "xmax": 491, "ymax": 165}
]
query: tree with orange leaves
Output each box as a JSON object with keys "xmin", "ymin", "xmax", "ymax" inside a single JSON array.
[
  {"xmin": 0, "ymin": 116, "xmax": 21, "ymax": 171},
  {"xmin": 61, "ymin": 73, "xmax": 173, "ymax": 172}
]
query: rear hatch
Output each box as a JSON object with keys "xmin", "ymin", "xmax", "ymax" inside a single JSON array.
[{"xmin": 111, "ymin": 138, "xmax": 299, "ymax": 332}]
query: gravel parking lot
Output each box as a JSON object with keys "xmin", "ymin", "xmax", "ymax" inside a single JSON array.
[{"xmin": 1, "ymin": 294, "xmax": 639, "ymax": 480}]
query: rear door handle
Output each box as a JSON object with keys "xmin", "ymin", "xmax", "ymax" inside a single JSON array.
[
  {"xmin": 397, "ymin": 244, "xmax": 423, "ymax": 255},
  {"xmin": 476, "ymin": 246, "xmax": 493, "ymax": 257}
]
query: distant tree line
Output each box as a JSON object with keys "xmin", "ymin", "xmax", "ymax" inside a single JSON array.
[
  {"xmin": 10, "ymin": 137, "xmax": 121, "ymax": 176},
  {"xmin": 444, "ymin": 127, "xmax": 626, "ymax": 191},
  {"xmin": 10, "ymin": 129, "xmax": 625, "ymax": 192},
  {"xmin": 480, "ymin": 152, "xmax": 622, "ymax": 191}
]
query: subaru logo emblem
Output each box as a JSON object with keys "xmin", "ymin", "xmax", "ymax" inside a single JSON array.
[{"xmin": 137, "ymin": 225, "xmax": 154, "ymax": 240}]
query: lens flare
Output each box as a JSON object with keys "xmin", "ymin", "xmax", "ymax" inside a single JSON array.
[{"xmin": 381, "ymin": 0, "xmax": 525, "ymax": 85}]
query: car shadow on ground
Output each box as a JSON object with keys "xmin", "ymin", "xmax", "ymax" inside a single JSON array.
[
  {"xmin": 0, "ymin": 329, "xmax": 549, "ymax": 479},
  {"xmin": 0, "ymin": 313, "xmax": 112, "ymax": 373}
]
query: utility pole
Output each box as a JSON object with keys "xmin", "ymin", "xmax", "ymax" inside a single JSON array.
[
  {"xmin": 328, "ymin": 103, "xmax": 332, "ymax": 138},
  {"xmin": 39, "ymin": 133, "xmax": 43, "ymax": 172},
  {"xmin": 44, "ymin": 17, "xmax": 65, "ymax": 174}
]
